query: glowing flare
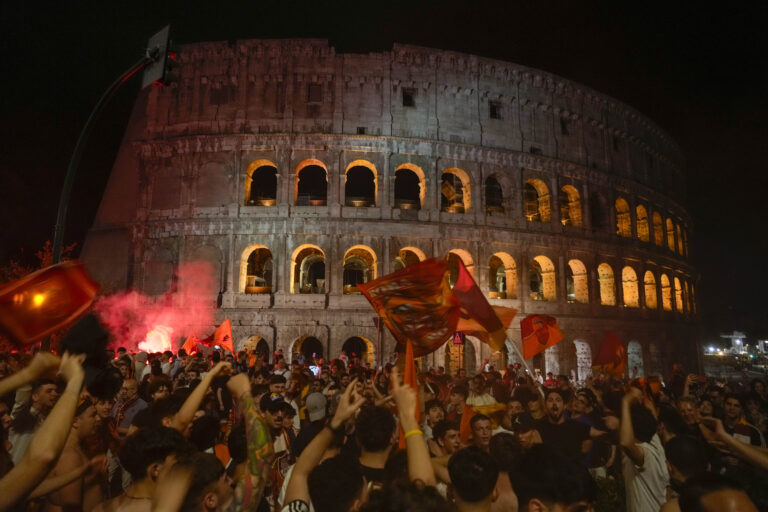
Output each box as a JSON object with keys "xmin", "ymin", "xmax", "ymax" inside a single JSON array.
[
  {"xmin": 32, "ymin": 294, "xmax": 45, "ymax": 306},
  {"xmin": 139, "ymin": 325, "xmax": 173, "ymax": 353}
]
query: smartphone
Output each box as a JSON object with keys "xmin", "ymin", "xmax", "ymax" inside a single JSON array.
[{"xmin": 214, "ymin": 345, "xmax": 221, "ymax": 350}]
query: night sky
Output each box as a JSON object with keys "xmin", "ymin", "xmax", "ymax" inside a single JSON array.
[{"xmin": 1, "ymin": 1, "xmax": 766, "ymax": 341}]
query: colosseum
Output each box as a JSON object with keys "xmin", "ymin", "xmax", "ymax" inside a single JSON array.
[{"xmin": 81, "ymin": 38, "xmax": 698, "ymax": 381}]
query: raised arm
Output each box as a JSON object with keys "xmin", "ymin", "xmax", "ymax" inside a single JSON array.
[
  {"xmin": 619, "ymin": 387, "xmax": 645, "ymax": 466},
  {"xmin": 171, "ymin": 361, "xmax": 230, "ymax": 432},
  {"xmin": 391, "ymin": 366, "xmax": 436, "ymax": 486},
  {"xmin": 0, "ymin": 353, "xmax": 85, "ymax": 511},
  {"xmin": 0, "ymin": 352, "xmax": 60, "ymax": 400}
]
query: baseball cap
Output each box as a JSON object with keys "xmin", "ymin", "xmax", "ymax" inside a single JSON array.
[{"xmin": 306, "ymin": 391, "xmax": 327, "ymax": 422}]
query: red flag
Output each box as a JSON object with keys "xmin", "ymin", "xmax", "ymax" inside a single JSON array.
[
  {"xmin": 0, "ymin": 261, "xmax": 99, "ymax": 346},
  {"xmin": 358, "ymin": 258, "xmax": 459, "ymax": 356},
  {"xmin": 459, "ymin": 403, "xmax": 476, "ymax": 444},
  {"xmin": 521, "ymin": 315, "xmax": 564, "ymax": 360},
  {"xmin": 213, "ymin": 319, "xmax": 234, "ymax": 353},
  {"xmin": 181, "ymin": 334, "xmax": 199, "ymax": 354},
  {"xmin": 593, "ymin": 332, "xmax": 626, "ymax": 378},
  {"xmin": 398, "ymin": 340, "xmax": 419, "ymax": 449},
  {"xmin": 452, "ymin": 260, "xmax": 516, "ymax": 351}
]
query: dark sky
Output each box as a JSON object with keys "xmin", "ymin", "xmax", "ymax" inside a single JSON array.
[{"xmin": 1, "ymin": 1, "xmax": 766, "ymax": 341}]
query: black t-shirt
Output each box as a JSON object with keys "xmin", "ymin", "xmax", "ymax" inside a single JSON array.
[
  {"xmin": 535, "ymin": 417, "xmax": 590, "ymax": 459},
  {"xmin": 360, "ymin": 464, "xmax": 386, "ymax": 490}
]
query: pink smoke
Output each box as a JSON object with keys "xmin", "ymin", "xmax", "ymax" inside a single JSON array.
[{"xmin": 93, "ymin": 261, "xmax": 218, "ymax": 352}]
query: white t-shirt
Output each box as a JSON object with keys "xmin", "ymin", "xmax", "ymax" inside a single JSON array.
[{"xmin": 622, "ymin": 433, "xmax": 670, "ymax": 512}]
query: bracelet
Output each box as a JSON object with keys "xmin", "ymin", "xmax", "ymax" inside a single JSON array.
[
  {"xmin": 404, "ymin": 429, "xmax": 423, "ymax": 440},
  {"xmin": 327, "ymin": 423, "xmax": 345, "ymax": 434}
]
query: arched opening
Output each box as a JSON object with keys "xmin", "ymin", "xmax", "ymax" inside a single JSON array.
[
  {"xmin": 598, "ymin": 263, "xmax": 616, "ymax": 306},
  {"xmin": 660, "ymin": 274, "xmax": 672, "ymax": 311},
  {"xmin": 343, "ymin": 245, "xmax": 377, "ymax": 294},
  {"xmin": 485, "ymin": 176, "xmax": 504, "ymax": 215},
  {"xmin": 244, "ymin": 336, "xmax": 271, "ymax": 362},
  {"xmin": 295, "ymin": 159, "xmax": 328, "ymax": 206},
  {"xmin": 529, "ymin": 255, "xmax": 556, "ymax": 301},
  {"xmin": 345, "ymin": 160, "xmax": 377, "ymax": 207},
  {"xmin": 441, "ymin": 168, "xmax": 471, "ymax": 213},
  {"xmin": 245, "ymin": 160, "xmax": 278, "ymax": 206},
  {"xmin": 394, "ymin": 164, "xmax": 425, "ymax": 210},
  {"xmin": 488, "ymin": 253, "xmax": 517, "ymax": 299},
  {"xmin": 240, "ymin": 245, "xmax": 273, "ymax": 294},
  {"xmin": 447, "ymin": 249, "xmax": 474, "ymax": 288},
  {"xmin": 643, "ymin": 271, "xmax": 657, "ymax": 309},
  {"xmin": 636, "ymin": 205, "xmax": 649, "ymax": 242},
  {"xmin": 622, "ymin": 266, "xmax": 639, "ymax": 308},
  {"xmin": 291, "ymin": 245, "xmax": 326, "ymax": 294},
  {"xmin": 524, "ymin": 178, "xmax": 550, "ymax": 222},
  {"xmin": 341, "ymin": 336, "xmax": 375, "ymax": 366},
  {"xmin": 292, "ymin": 336, "xmax": 324, "ymax": 363},
  {"xmin": 666, "ymin": 218, "xmax": 675, "ymax": 251},
  {"xmin": 393, "ymin": 247, "xmax": 426, "ymax": 272},
  {"xmin": 573, "ymin": 339, "xmax": 592, "ymax": 385},
  {"xmin": 489, "ymin": 344, "xmax": 509, "ymax": 372},
  {"xmin": 627, "ymin": 341, "xmax": 644, "ymax": 378},
  {"xmin": 444, "ymin": 337, "xmax": 478, "ymax": 375},
  {"xmin": 566, "ymin": 259, "xmax": 589, "ymax": 304},
  {"xmin": 615, "ymin": 198, "xmax": 632, "ymax": 237},
  {"xmin": 653, "ymin": 212, "xmax": 664, "ymax": 246},
  {"xmin": 590, "ymin": 194, "xmax": 609, "ymax": 232},
  {"xmin": 674, "ymin": 277, "xmax": 683, "ymax": 313},
  {"xmin": 676, "ymin": 224, "xmax": 684, "ymax": 255},
  {"xmin": 559, "ymin": 185, "xmax": 582, "ymax": 227},
  {"xmin": 544, "ymin": 343, "xmax": 561, "ymax": 376}
]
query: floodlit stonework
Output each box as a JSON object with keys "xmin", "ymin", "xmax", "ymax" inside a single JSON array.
[{"xmin": 82, "ymin": 39, "xmax": 697, "ymax": 379}]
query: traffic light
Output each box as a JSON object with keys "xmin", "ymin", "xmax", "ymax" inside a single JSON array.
[{"xmin": 141, "ymin": 25, "xmax": 178, "ymax": 88}]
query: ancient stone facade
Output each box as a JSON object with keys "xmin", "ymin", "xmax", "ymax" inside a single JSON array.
[{"xmin": 82, "ymin": 39, "xmax": 697, "ymax": 380}]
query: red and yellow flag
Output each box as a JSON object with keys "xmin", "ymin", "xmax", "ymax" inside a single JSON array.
[
  {"xmin": 521, "ymin": 315, "xmax": 564, "ymax": 360},
  {"xmin": 593, "ymin": 331, "xmax": 626, "ymax": 378}
]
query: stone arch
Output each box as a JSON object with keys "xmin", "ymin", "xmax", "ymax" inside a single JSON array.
[
  {"xmin": 573, "ymin": 339, "xmax": 592, "ymax": 384},
  {"xmin": 566, "ymin": 259, "xmax": 589, "ymax": 304},
  {"xmin": 394, "ymin": 163, "xmax": 426, "ymax": 209},
  {"xmin": 643, "ymin": 271, "xmax": 658, "ymax": 309},
  {"xmin": 627, "ymin": 340, "xmax": 644, "ymax": 378},
  {"xmin": 343, "ymin": 245, "xmax": 377, "ymax": 294},
  {"xmin": 485, "ymin": 176, "xmax": 504, "ymax": 215},
  {"xmin": 636, "ymin": 205, "xmax": 650, "ymax": 242},
  {"xmin": 239, "ymin": 244, "xmax": 273, "ymax": 293},
  {"xmin": 653, "ymin": 212, "xmax": 664, "ymax": 246},
  {"xmin": 393, "ymin": 246, "xmax": 426, "ymax": 271},
  {"xmin": 622, "ymin": 266, "xmax": 640, "ymax": 308},
  {"xmin": 244, "ymin": 336, "xmax": 271, "ymax": 362},
  {"xmin": 244, "ymin": 159, "xmax": 278, "ymax": 206},
  {"xmin": 447, "ymin": 249, "xmax": 474, "ymax": 287},
  {"xmin": 544, "ymin": 343, "xmax": 561, "ymax": 376},
  {"xmin": 345, "ymin": 160, "xmax": 377, "ymax": 207},
  {"xmin": 295, "ymin": 159, "xmax": 328, "ymax": 205},
  {"xmin": 660, "ymin": 273, "xmax": 672, "ymax": 311},
  {"xmin": 666, "ymin": 218, "xmax": 675, "ymax": 251},
  {"xmin": 441, "ymin": 167, "xmax": 471, "ymax": 213},
  {"xmin": 524, "ymin": 178, "xmax": 551, "ymax": 222},
  {"xmin": 559, "ymin": 185, "xmax": 582, "ymax": 227},
  {"xmin": 529, "ymin": 255, "xmax": 556, "ymax": 301},
  {"xmin": 443, "ymin": 336, "xmax": 480, "ymax": 375},
  {"xmin": 341, "ymin": 336, "xmax": 375, "ymax": 366},
  {"xmin": 674, "ymin": 277, "xmax": 683, "ymax": 313},
  {"xmin": 615, "ymin": 197, "xmax": 632, "ymax": 237},
  {"xmin": 187, "ymin": 244, "xmax": 224, "ymax": 297},
  {"xmin": 290, "ymin": 244, "xmax": 326, "ymax": 294},
  {"xmin": 488, "ymin": 252, "xmax": 517, "ymax": 299},
  {"xmin": 290, "ymin": 335, "xmax": 324, "ymax": 363},
  {"xmin": 598, "ymin": 263, "xmax": 616, "ymax": 306}
]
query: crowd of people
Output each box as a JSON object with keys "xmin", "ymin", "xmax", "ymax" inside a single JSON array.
[{"xmin": 0, "ymin": 321, "xmax": 767, "ymax": 512}]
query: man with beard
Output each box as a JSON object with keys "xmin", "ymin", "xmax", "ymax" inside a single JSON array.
[{"xmin": 532, "ymin": 389, "xmax": 606, "ymax": 461}]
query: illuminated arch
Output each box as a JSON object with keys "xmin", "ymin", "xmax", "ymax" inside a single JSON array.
[
  {"xmin": 244, "ymin": 336, "xmax": 271, "ymax": 362},
  {"xmin": 622, "ymin": 266, "xmax": 640, "ymax": 308},
  {"xmin": 341, "ymin": 336, "xmax": 375, "ymax": 366},
  {"xmin": 559, "ymin": 185, "xmax": 582, "ymax": 227},
  {"xmin": 295, "ymin": 159, "xmax": 328, "ymax": 205},
  {"xmin": 643, "ymin": 271, "xmax": 658, "ymax": 309},
  {"xmin": 653, "ymin": 212, "xmax": 664, "ymax": 246},
  {"xmin": 636, "ymin": 205, "xmax": 650, "ymax": 242},
  {"xmin": 343, "ymin": 245, "xmax": 377, "ymax": 294},
  {"xmin": 524, "ymin": 178, "xmax": 551, "ymax": 222},
  {"xmin": 488, "ymin": 252, "xmax": 517, "ymax": 299},
  {"xmin": 598, "ymin": 263, "xmax": 616, "ymax": 306},
  {"xmin": 244, "ymin": 159, "xmax": 278, "ymax": 206},
  {"xmin": 290, "ymin": 244, "xmax": 326, "ymax": 294},
  {"xmin": 674, "ymin": 277, "xmax": 683, "ymax": 313},
  {"xmin": 529, "ymin": 255, "xmax": 556, "ymax": 301},
  {"xmin": 441, "ymin": 167, "xmax": 471, "ymax": 213},
  {"xmin": 394, "ymin": 163, "xmax": 426, "ymax": 209},
  {"xmin": 566, "ymin": 259, "xmax": 589, "ymax": 304},
  {"xmin": 615, "ymin": 198, "xmax": 631, "ymax": 237},
  {"xmin": 447, "ymin": 249, "xmax": 474, "ymax": 287},
  {"xmin": 393, "ymin": 246, "xmax": 426, "ymax": 271},
  {"xmin": 344, "ymin": 160, "xmax": 377, "ymax": 207},
  {"xmin": 290, "ymin": 335, "xmax": 324, "ymax": 363},
  {"xmin": 660, "ymin": 274, "xmax": 672, "ymax": 311},
  {"xmin": 627, "ymin": 341, "xmax": 644, "ymax": 378},
  {"xmin": 666, "ymin": 218, "xmax": 675, "ymax": 251},
  {"xmin": 239, "ymin": 244, "xmax": 273, "ymax": 293}
]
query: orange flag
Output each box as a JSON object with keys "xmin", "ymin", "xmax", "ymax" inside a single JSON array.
[
  {"xmin": 398, "ymin": 340, "xmax": 419, "ymax": 449},
  {"xmin": 521, "ymin": 315, "xmax": 564, "ymax": 360},
  {"xmin": 593, "ymin": 331, "xmax": 626, "ymax": 378},
  {"xmin": 213, "ymin": 319, "xmax": 234, "ymax": 353},
  {"xmin": 452, "ymin": 260, "xmax": 516, "ymax": 351},
  {"xmin": 459, "ymin": 403, "xmax": 477, "ymax": 444},
  {"xmin": 181, "ymin": 334, "xmax": 199, "ymax": 354}
]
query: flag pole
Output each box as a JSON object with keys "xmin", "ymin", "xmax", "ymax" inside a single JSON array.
[{"xmin": 504, "ymin": 336, "xmax": 545, "ymax": 399}]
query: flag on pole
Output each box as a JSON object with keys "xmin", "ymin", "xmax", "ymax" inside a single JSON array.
[
  {"xmin": 181, "ymin": 334, "xmax": 199, "ymax": 354},
  {"xmin": 593, "ymin": 331, "xmax": 626, "ymax": 378},
  {"xmin": 398, "ymin": 340, "xmax": 419, "ymax": 449},
  {"xmin": 452, "ymin": 260, "xmax": 516, "ymax": 351},
  {"xmin": 521, "ymin": 315, "xmax": 564, "ymax": 360},
  {"xmin": 213, "ymin": 319, "xmax": 234, "ymax": 353}
]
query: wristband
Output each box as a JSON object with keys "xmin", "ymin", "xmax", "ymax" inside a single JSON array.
[
  {"xmin": 328, "ymin": 423, "xmax": 345, "ymax": 434},
  {"xmin": 404, "ymin": 429, "xmax": 423, "ymax": 440}
]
